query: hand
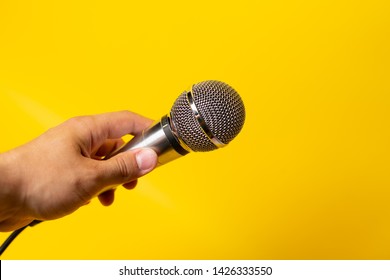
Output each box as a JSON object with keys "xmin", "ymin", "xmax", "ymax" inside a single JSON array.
[{"xmin": 0, "ymin": 111, "xmax": 158, "ymax": 231}]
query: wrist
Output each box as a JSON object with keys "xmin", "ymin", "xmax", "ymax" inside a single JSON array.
[{"xmin": 0, "ymin": 149, "xmax": 25, "ymax": 222}]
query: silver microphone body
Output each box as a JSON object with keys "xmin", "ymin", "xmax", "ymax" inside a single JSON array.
[{"xmin": 107, "ymin": 114, "xmax": 189, "ymax": 165}]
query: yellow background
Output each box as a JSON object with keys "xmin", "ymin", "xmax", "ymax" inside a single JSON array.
[{"xmin": 1, "ymin": 0, "xmax": 390, "ymax": 259}]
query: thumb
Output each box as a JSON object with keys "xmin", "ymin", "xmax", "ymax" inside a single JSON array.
[{"xmin": 96, "ymin": 148, "xmax": 158, "ymax": 187}]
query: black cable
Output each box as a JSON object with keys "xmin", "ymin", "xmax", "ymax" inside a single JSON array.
[{"xmin": 0, "ymin": 220, "xmax": 42, "ymax": 257}]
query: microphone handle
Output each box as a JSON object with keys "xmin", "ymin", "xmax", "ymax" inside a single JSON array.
[{"xmin": 106, "ymin": 115, "xmax": 189, "ymax": 165}]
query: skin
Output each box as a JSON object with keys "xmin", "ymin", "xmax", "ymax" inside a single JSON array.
[{"xmin": 0, "ymin": 111, "xmax": 158, "ymax": 232}]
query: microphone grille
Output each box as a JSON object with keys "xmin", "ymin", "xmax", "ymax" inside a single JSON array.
[{"xmin": 170, "ymin": 80, "xmax": 246, "ymax": 152}]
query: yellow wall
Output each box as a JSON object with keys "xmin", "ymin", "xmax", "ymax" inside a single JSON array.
[{"xmin": 1, "ymin": 0, "xmax": 390, "ymax": 259}]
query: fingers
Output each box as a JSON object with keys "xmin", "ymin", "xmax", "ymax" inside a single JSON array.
[
  {"xmin": 97, "ymin": 180, "xmax": 138, "ymax": 206},
  {"xmin": 91, "ymin": 111, "xmax": 154, "ymax": 139},
  {"xmin": 98, "ymin": 189, "xmax": 116, "ymax": 206},
  {"xmin": 70, "ymin": 112, "xmax": 157, "ymax": 208},
  {"xmin": 94, "ymin": 148, "xmax": 157, "ymax": 189},
  {"xmin": 67, "ymin": 111, "xmax": 154, "ymax": 157},
  {"xmin": 93, "ymin": 138, "xmax": 124, "ymax": 159},
  {"xmin": 123, "ymin": 179, "xmax": 138, "ymax": 190}
]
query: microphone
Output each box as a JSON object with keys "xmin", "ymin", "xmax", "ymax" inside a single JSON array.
[{"xmin": 107, "ymin": 80, "xmax": 246, "ymax": 165}]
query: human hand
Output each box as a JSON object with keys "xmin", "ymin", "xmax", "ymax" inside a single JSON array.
[{"xmin": 0, "ymin": 111, "xmax": 158, "ymax": 231}]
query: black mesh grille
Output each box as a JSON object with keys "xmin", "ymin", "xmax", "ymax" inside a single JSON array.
[{"xmin": 170, "ymin": 80, "xmax": 246, "ymax": 152}]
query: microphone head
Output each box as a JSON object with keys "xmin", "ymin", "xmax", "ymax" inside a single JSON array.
[{"xmin": 170, "ymin": 80, "xmax": 246, "ymax": 152}]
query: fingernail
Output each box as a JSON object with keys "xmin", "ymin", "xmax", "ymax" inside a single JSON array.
[{"xmin": 135, "ymin": 148, "xmax": 158, "ymax": 172}]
